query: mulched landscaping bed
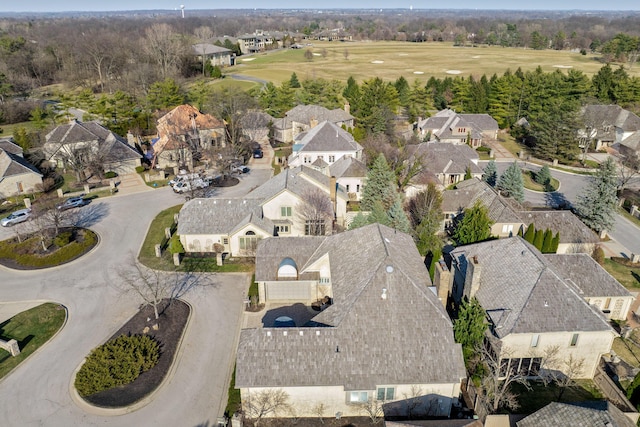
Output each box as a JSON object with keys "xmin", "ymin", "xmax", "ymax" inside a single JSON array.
[
  {"xmin": 82, "ymin": 299, "xmax": 190, "ymax": 408},
  {"xmin": 0, "ymin": 227, "xmax": 97, "ymax": 270},
  {"xmin": 216, "ymin": 176, "xmax": 239, "ymax": 187},
  {"xmin": 244, "ymin": 417, "xmax": 371, "ymax": 427}
]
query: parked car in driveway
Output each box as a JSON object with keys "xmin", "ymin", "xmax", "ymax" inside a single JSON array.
[
  {"xmin": 57, "ymin": 196, "xmax": 88, "ymax": 211},
  {"xmin": 1, "ymin": 208, "xmax": 32, "ymax": 226},
  {"xmin": 231, "ymin": 165, "xmax": 250, "ymax": 174},
  {"xmin": 169, "ymin": 173, "xmax": 200, "ymax": 188},
  {"xmin": 173, "ymin": 178, "xmax": 209, "ymax": 193},
  {"xmin": 253, "ymin": 148, "xmax": 263, "ymax": 159}
]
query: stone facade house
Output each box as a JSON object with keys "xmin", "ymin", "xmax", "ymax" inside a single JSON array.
[
  {"xmin": 176, "ymin": 166, "xmax": 347, "ymax": 257},
  {"xmin": 288, "ymin": 120, "xmax": 363, "ymax": 168},
  {"xmin": 417, "ymin": 109, "xmax": 499, "ymax": 148},
  {"xmin": 581, "ymin": 104, "xmax": 640, "ymax": 152},
  {"xmin": 441, "ymin": 237, "xmax": 626, "ymax": 380},
  {"xmin": 152, "ymin": 104, "xmax": 226, "ymax": 169},
  {"xmin": 236, "ymin": 224, "xmax": 466, "ymax": 419},
  {"xmin": 43, "ymin": 120, "xmax": 141, "ymax": 175},
  {"xmin": 272, "ymin": 104, "xmax": 354, "ymax": 145},
  {"xmin": 0, "ymin": 138, "xmax": 43, "ymax": 197},
  {"xmin": 192, "ymin": 43, "xmax": 234, "ymax": 67}
]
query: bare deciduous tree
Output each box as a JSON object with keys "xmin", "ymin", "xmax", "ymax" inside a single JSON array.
[
  {"xmin": 312, "ymin": 402, "xmax": 326, "ymax": 424},
  {"xmin": 617, "ymin": 152, "xmax": 640, "ymax": 191},
  {"xmin": 297, "ymin": 188, "xmax": 334, "ymax": 236},
  {"xmin": 143, "ymin": 24, "xmax": 185, "ymax": 79},
  {"xmin": 540, "ymin": 345, "xmax": 585, "ymax": 401},
  {"xmin": 358, "ymin": 398, "xmax": 384, "ymax": 424},
  {"xmin": 245, "ymin": 389, "xmax": 291, "ymax": 427}
]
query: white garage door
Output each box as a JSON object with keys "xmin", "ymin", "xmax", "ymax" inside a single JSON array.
[{"xmin": 266, "ymin": 282, "xmax": 310, "ymax": 301}]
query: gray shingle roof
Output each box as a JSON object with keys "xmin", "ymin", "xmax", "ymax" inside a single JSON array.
[
  {"xmin": 442, "ymin": 178, "xmax": 522, "ymax": 224},
  {"xmin": 0, "ymin": 147, "xmax": 42, "ymax": 178},
  {"xmin": 177, "ymin": 198, "xmax": 273, "ymax": 236},
  {"xmin": 237, "ymin": 224, "xmax": 466, "ymax": 390},
  {"xmin": 520, "ymin": 210, "xmax": 599, "ymax": 245},
  {"xmin": 329, "ymin": 156, "xmax": 367, "ymax": 178},
  {"xmin": 418, "ymin": 110, "xmax": 498, "ymax": 140},
  {"xmin": 411, "ymin": 142, "xmax": 482, "ymax": 176},
  {"xmin": 0, "ymin": 138, "xmax": 23, "ymax": 156},
  {"xmin": 517, "ymin": 401, "xmax": 636, "ymax": 427},
  {"xmin": 273, "ymin": 104, "xmax": 353, "ymax": 130},
  {"xmin": 294, "ymin": 121, "xmax": 362, "ymax": 153},
  {"xmin": 245, "ymin": 165, "xmax": 345, "ymax": 202},
  {"xmin": 449, "ymin": 237, "xmax": 613, "ymax": 338},
  {"xmin": 192, "ymin": 43, "xmax": 232, "ymax": 55},
  {"xmin": 544, "ymin": 253, "xmax": 632, "ymax": 298}
]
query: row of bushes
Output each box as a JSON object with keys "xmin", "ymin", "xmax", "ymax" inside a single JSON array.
[
  {"xmin": 519, "ymin": 224, "xmax": 559, "ymax": 253},
  {"xmin": 0, "ymin": 229, "xmax": 97, "ymax": 268},
  {"xmin": 75, "ymin": 334, "xmax": 160, "ymax": 397}
]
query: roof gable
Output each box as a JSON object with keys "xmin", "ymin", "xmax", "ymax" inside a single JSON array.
[{"xmin": 296, "ymin": 121, "xmax": 362, "ymax": 153}]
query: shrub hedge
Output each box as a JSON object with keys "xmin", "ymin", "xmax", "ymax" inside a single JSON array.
[{"xmin": 75, "ymin": 334, "xmax": 160, "ymax": 397}]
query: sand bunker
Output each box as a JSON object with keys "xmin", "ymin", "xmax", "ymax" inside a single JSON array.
[
  {"xmin": 371, "ymin": 60, "xmax": 384, "ymax": 64},
  {"xmin": 553, "ymin": 65, "xmax": 573, "ymax": 69},
  {"xmin": 472, "ymin": 55, "xmax": 481, "ymax": 59},
  {"xmin": 413, "ymin": 71, "xmax": 424, "ymax": 75},
  {"xmin": 313, "ymin": 53, "xmax": 321, "ymax": 56},
  {"xmin": 398, "ymin": 53, "xmax": 409, "ymax": 56},
  {"xmin": 242, "ymin": 58, "xmax": 255, "ymax": 62},
  {"xmin": 446, "ymin": 70, "xmax": 462, "ymax": 74}
]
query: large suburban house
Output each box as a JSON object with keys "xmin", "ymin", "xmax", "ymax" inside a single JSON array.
[
  {"xmin": 520, "ymin": 210, "xmax": 600, "ymax": 254},
  {"xmin": 43, "ymin": 120, "xmax": 142, "ymax": 175},
  {"xmin": 272, "ymin": 104, "xmax": 354, "ymax": 145},
  {"xmin": 288, "ymin": 120, "xmax": 363, "ymax": 168},
  {"xmin": 0, "ymin": 138, "xmax": 43, "ymax": 197},
  {"xmin": 152, "ymin": 104, "xmax": 226, "ymax": 169},
  {"xmin": 441, "ymin": 179, "xmax": 524, "ymax": 238},
  {"xmin": 236, "ymin": 224, "xmax": 467, "ymax": 419},
  {"xmin": 405, "ymin": 142, "xmax": 483, "ymax": 197},
  {"xmin": 328, "ymin": 155, "xmax": 367, "ymax": 202},
  {"xmin": 440, "ymin": 237, "xmax": 629, "ymax": 380},
  {"xmin": 177, "ymin": 166, "xmax": 348, "ymax": 256},
  {"xmin": 236, "ymin": 30, "xmax": 283, "ymax": 54},
  {"xmin": 192, "ymin": 43, "xmax": 234, "ymax": 67},
  {"xmin": 417, "ymin": 109, "xmax": 499, "ymax": 148},
  {"xmin": 581, "ymin": 104, "xmax": 640, "ymax": 152}
]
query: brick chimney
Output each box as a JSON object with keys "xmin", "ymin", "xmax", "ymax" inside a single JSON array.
[
  {"xmin": 330, "ymin": 176, "xmax": 337, "ymax": 212},
  {"xmin": 310, "ymin": 118, "xmax": 318, "ymax": 128},
  {"xmin": 465, "ymin": 255, "xmax": 482, "ymax": 299},
  {"xmin": 344, "ymin": 102, "xmax": 350, "ymax": 115},
  {"xmin": 433, "ymin": 258, "xmax": 452, "ymax": 308}
]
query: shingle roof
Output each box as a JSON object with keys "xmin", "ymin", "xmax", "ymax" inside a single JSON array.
[
  {"xmin": 44, "ymin": 121, "xmax": 140, "ymax": 162},
  {"xmin": 442, "ymin": 178, "xmax": 522, "ymax": 224},
  {"xmin": 582, "ymin": 105, "xmax": 640, "ymax": 142},
  {"xmin": 520, "ymin": 210, "xmax": 599, "ymax": 245},
  {"xmin": 517, "ymin": 401, "xmax": 636, "ymax": 427},
  {"xmin": 237, "ymin": 224, "xmax": 466, "ymax": 390},
  {"xmin": 418, "ymin": 109, "xmax": 498, "ymax": 139},
  {"xmin": 177, "ymin": 198, "xmax": 273, "ymax": 236},
  {"xmin": 0, "ymin": 138, "xmax": 23, "ymax": 156},
  {"xmin": 192, "ymin": 43, "xmax": 232, "ymax": 55},
  {"xmin": 449, "ymin": 237, "xmax": 613, "ymax": 337},
  {"xmin": 411, "ymin": 142, "xmax": 482, "ymax": 176},
  {"xmin": 245, "ymin": 165, "xmax": 345, "ymax": 202},
  {"xmin": 0, "ymin": 149, "xmax": 42, "ymax": 178},
  {"xmin": 544, "ymin": 253, "xmax": 632, "ymax": 298},
  {"xmin": 329, "ymin": 156, "xmax": 367, "ymax": 178},
  {"xmin": 294, "ymin": 121, "xmax": 362, "ymax": 153},
  {"xmin": 273, "ymin": 104, "xmax": 353, "ymax": 130}
]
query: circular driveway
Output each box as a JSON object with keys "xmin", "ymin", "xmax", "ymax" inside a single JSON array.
[{"xmin": 0, "ymin": 174, "xmax": 269, "ymax": 426}]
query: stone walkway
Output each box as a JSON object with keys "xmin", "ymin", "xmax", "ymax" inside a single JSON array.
[
  {"xmin": 484, "ymin": 138, "xmax": 515, "ymax": 161},
  {"xmin": 115, "ymin": 173, "xmax": 153, "ymax": 196}
]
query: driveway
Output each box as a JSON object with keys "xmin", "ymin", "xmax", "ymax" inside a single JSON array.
[{"xmin": 0, "ymin": 174, "xmax": 263, "ymax": 426}]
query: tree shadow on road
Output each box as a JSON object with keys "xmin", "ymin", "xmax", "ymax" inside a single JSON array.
[
  {"xmin": 67, "ymin": 202, "xmax": 110, "ymax": 228},
  {"xmin": 545, "ymin": 191, "xmax": 572, "ymax": 209}
]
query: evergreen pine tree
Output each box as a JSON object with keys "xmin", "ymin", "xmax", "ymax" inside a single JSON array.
[
  {"xmin": 465, "ymin": 166, "xmax": 473, "ymax": 180},
  {"xmin": 524, "ymin": 224, "xmax": 535, "ymax": 244},
  {"xmin": 289, "ymin": 72, "xmax": 301, "ymax": 88},
  {"xmin": 453, "ymin": 200, "xmax": 493, "ymax": 245},
  {"xmin": 574, "ymin": 157, "xmax": 618, "ymax": 233},
  {"xmin": 533, "ymin": 229, "xmax": 544, "ymax": 251},
  {"xmin": 482, "ymin": 160, "xmax": 498, "ymax": 187},
  {"xmin": 387, "ymin": 197, "xmax": 412, "ymax": 233},
  {"xmin": 551, "ymin": 232, "xmax": 560, "ymax": 253},
  {"xmin": 517, "ymin": 226, "xmax": 523, "ymax": 237},
  {"xmin": 541, "ymin": 229, "xmax": 553, "ymax": 253},
  {"xmin": 535, "ymin": 165, "xmax": 552, "ymax": 187},
  {"xmin": 361, "ymin": 153, "xmax": 397, "ymax": 212},
  {"xmin": 497, "ymin": 161, "xmax": 525, "ymax": 203}
]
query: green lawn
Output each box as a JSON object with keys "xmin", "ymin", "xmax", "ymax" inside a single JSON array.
[
  {"xmin": 522, "ymin": 171, "xmax": 559, "ymax": 192},
  {"xmin": 612, "ymin": 337, "xmax": 640, "ymax": 369},
  {"xmin": 0, "ymin": 121, "xmax": 40, "ymax": 137},
  {"xmin": 619, "ymin": 207, "xmax": 640, "ymax": 229},
  {"xmin": 602, "ymin": 258, "xmax": 640, "ymax": 291},
  {"xmin": 0, "ymin": 303, "xmax": 67, "ymax": 379},
  {"xmin": 225, "ymin": 364, "xmax": 241, "ymax": 417},
  {"xmin": 497, "ymin": 134, "xmax": 524, "ymax": 157},
  {"xmin": 511, "ymin": 380, "xmax": 602, "ymax": 414},
  {"xmin": 228, "ymin": 41, "xmax": 639, "ymax": 85}
]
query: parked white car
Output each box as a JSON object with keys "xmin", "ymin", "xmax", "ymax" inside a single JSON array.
[
  {"xmin": 1, "ymin": 208, "xmax": 32, "ymax": 227},
  {"xmin": 169, "ymin": 173, "xmax": 201, "ymax": 188},
  {"xmin": 173, "ymin": 178, "xmax": 209, "ymax": 193}
]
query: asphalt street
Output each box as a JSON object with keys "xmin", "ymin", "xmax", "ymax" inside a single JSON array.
[
  {"xmin": 483, "ymin": 160, "xmax": 640, "ymax": 256},
  {"xmin": 0, "ymin": 166, "xmax": 272, "ymax": 426}
]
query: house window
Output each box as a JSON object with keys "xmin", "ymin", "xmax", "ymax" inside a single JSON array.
[
  {"xmin": 328, "ymin": 155, "xmax": 335, "ymax": 162},
  {"xmin": 499, "ymin": 357, "xmax": 543, "ymax": 377},
  {"xmin": 239, "ymin": 231, "xmax": 259, "ymax": 252},
  {"xmin": 319, "ymin": 277, "xmax": 330, "ymax": 284},
  {"xmin": 376, "ymin": 387, "xmax": 395, "ymax": 401},
  {"xmin": 570, "ymin": 333, "xmax": 579, "ymax": 347},
  {"xmin": 356, "ymin": 184, "xmax": 360, "ymax": 192},
  {"xmin": 304, "ymin": 156, "xmax": 311, "ymax": 164},
  {"xmin": 348, "ymin": 391, "xmax": 368, "ymax": 403},
  {"xmin": 276, "ymin": 225, "xmax": 289, "ymax": 234},
  {"xmin": 531, "ymin": 334, "xmax": 540, "ymax": 348},
  {"xmin": 223, "ymin": 238, "xmax": 229, "ymax": 245},
  {"xmin": 346, "ymin": 184, "xmax": 350, "ymax": 192},
  {"xmin": 604, "ymin": 298, "xmax": 611, "ymax": 310},
  {"xmin": 501, "ymin": 224, "xmax": 514, "ymax": 234},
  {"xmin": 305, "ymin": 220, "xmax": 326, "ymax": 236},
  {"xmin": 281, "ymin": 206, "xmax": 292, "ymax": 217}
]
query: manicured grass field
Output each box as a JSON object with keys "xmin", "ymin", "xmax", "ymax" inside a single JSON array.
[
  {"xmin": 138, "ymin": 204, "xmax": 183, "ymax": 270},
  {"xmin": 0, "ymin": 303, "xmax": 67, "ymax": 379},
  {"xmin": 227, "ymin": 41, "xmax": 638, "ymax": 85},
  {"xmin": 522, "ymin": 171, "xmax": 559, "ymax": 192},
  {"xmin": 602, "ymin": 258, "xmax": 640, "ymax": 291}
]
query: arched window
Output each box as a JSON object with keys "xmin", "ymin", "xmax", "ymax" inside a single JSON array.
[
  {"xmin": 277, "ymin": 257, "xmax": 298, "ymax": 279},
  {"xmin": 246, "ymin": 230, "xmax": 256, "ymax": 235}
]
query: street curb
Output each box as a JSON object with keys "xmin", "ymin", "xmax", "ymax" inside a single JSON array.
[
  {"xmin": 0, "ymin": 301, "xmax": 68, "ymax": 386},
  {"xmin": 68, "ymin": 299, "xmax": 194, "ymax": 416}
]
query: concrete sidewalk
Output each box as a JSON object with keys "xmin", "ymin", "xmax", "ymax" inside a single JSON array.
[{"xmin": 114, "ymin": 173, "xmax": 153, "ymax": 196}]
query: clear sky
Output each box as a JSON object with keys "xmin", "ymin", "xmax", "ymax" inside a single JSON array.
[{"xmin": 1, "ymin": 1, "xmax": 639, "ymax": 13}]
